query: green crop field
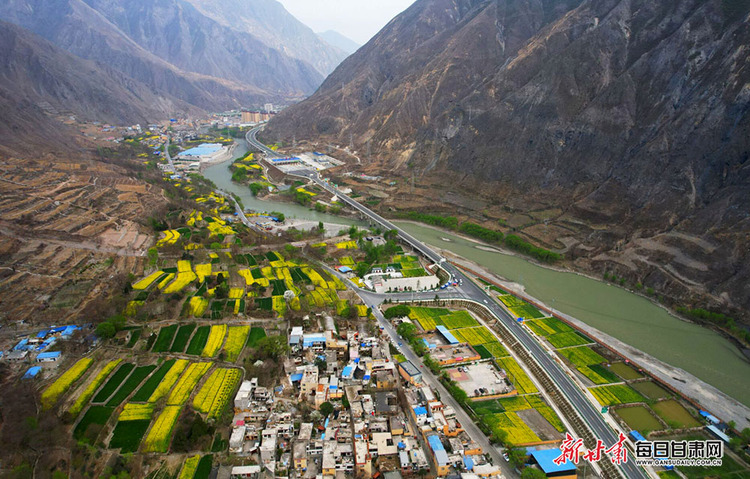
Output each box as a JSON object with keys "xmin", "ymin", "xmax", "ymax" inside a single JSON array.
[
  {"xmin": 131, "ymin": 360, "xmax": 176, "ymax": 402},
  {"xmin": 451, "ymin": 326, "xmax": 496, "ymax": 346},
  {"xmin": 472, "ymin": 399, "xmax": 504, "ymax": 415},
  {"xmin": 607, "ymin": 362, "xmax": 644, "ymax": 380},
  {"xmin": 194, "ymin": 455, "xmax": 213, "ymax": 479},
  {"xmin": 186, "ymin": 326, "xmax": 210, "ymax": 355},
  {"xmin": 106, "ymin": 365, "xmax": 156, "ymax": 407},
  {"xmin": 246, "ymin": 327, "xmax": 266, "ymax": 347},
  {"xmin": 578, "ymin": 365, "xmax": 620, "ymax": 385},
  {"xmin": 126, "ymin": 329, "xmax": 141, "ymax": 348},
  {"xmin": 472, "ymin": 345, "xmax": 492, "ymax": 359},
  {"xmin": 74, "ymin": 406, "xmax": 114, "ymax": 442},
  {"xmin": 93, "ymin": 363, "xmax": 134, "ymax": 403},
  {"xmin": 631, "ymin": 381, "xmax": 672, "ymax": 400},
  {"xmin": 271, "ymin": 279, "xmax": 286, "ymax": 295},
  {"xmin": 109, "ymin": 419, "xmax": 151, "ymax": 452},
  {"xmin": 546, "ymin": 331, "xmax": 592, "ymax": 348},
  {"xmin": 558, "ymin": 346, "xmax": 605, "ymax": 367},
  {"xmin": 614, "ymin": 406, "xmax": 663, "ymax": 435},
  {"xmin": 408, "ymin": 307, "xmax": 448, "ymax": 330},
  {"xmin": 497, "ymin": 396, "xmax": 531, "ymax": 411},
  {"xmin": 152, "ymin": 325, "xmax": 178, "ymax": 352},
  {"xmin": 170, "ymin": 323, "xmax": 196, "ymax": 352},
  {"xmin": 498, "ymin": 358, "xmax": 538, "ymax": 394},
  {"xmin": 677, "ymin": 454, "xmax": 750, "ymax": 479},
  {"xmin": 393, "ymin": 354, "xmax": 407, "ymax": 363},
  {"xmin": 590, "ymin": 384, "xmax": 646, "ymax": 406},
  {"xmin": 256, "ymin": 297, "xmax": 272, "ymax": 311},
  {"xmin": 651, "ymin": 400, "xmax": 701, "ymax": 428}
]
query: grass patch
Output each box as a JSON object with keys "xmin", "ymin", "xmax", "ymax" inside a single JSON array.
[
  {"xmin": 472, "ymin": 345, "xmax": 492, "ymax": 360},
  {"xmin": 558, "ymin": 346, "xmax": 605, "ymax": 367},
  {"xmin": 246, "ymin": 327, "xmax": 266, "ymax": 347},
  {"xmin": 186, "ymin": 326, "xmax": 210, "ymax": 355},
  {"xmin": 109, "ymin": 419, "xmax": 151, "ymax": 452},
  {"xmin": 131, "ymin": 360, "xmax": 176, "ymax": 402},
  {"xmin": 546, "ymin": 331, "xmax": 592, "ymax": 348},
  {"xmin": 590, "ymin": 384, "xmax": 645, "ymax": 406},
  {"xmin": 651, "ymin": 400, "xmax": 701, "ymax": 428},
  {"xmin": 152, "ymin": 325, "xmax": 178, "ymax": 352},
  {"xmin": 607, "ymin": 362, "xmax": 644, "ymax": 380},
  {"xmin": 106, "ymin": 365, "xmax": 157, "ymax": 407},
  {"xmin": 170, "ymin": 323, "xmax": 196, "ymax": 353},
  {"xmin": 613, "ymin": 406, "xmax": 663, "ymax": 435},
  {"xmin": 92, "ymin": 363, "xmax": 134, "ymax": 403},
  {"xmin": 578, "ymin": 364, "xmax": 620, "ymax": 384},
  {"xmin": 631, "ymin": 381, "xmax": 672, "ymax": 400}
]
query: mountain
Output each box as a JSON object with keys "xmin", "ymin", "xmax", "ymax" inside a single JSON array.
[
  {"xmin": 0, "ymin": 19, "xmax": 200, "ymax": 154},
  {"xmin": 0, "ymin": 0, "xmax": 324, "ymax": 110},
  {"xmin": 318, "ymin": 30, "xmax": 360, "ymax": 55},
  {"xmin": 266, "ymin": 0, "xmax": 750, "ymax": 318},
  {"xmin": 185, "ymin": 0, "xmax": 349, "ymax": 76}
]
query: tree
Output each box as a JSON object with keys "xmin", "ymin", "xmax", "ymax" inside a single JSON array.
[
  {"xmin": 508, "ymin": 448, "xmax": 527, "ymax": 468},
  {"xmin": 319, "ymin": 402, "xmax": 334, "ymax": 417},
  {"xmin": 520, "ymin": 468, "xmax": 546, "ymax": 479},
  {"xmin": 384, "ymin": 304, "xmax": 410, "ymax": 319},
  {"xmin": 96, "ymin": 322, "xmax": 116, "ymax": 339},
  {"xmin": 256, "ymin": 336, "xmax": 289, "ymax": 359}
]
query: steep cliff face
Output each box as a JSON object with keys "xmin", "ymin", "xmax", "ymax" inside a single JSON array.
[
  {"xmin": 266, "ymin": 0, "xmax": 750, "ymax": 317},
  {"xmin": 0, "ymin": 0, "xmax": 324, "ymax": 109}
]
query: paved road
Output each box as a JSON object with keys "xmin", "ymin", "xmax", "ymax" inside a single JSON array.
[
  {"xmin": 164, "ymin": 136, "xmax": 175, "ymax": 171},
  {"xmin": 248, "ymin": 126, "xmax": 644, "ymax": 479}
]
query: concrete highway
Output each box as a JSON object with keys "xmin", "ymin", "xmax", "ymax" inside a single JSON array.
[
  {"xmin": 164, "ymin": 135, "xmax": 176, "ymax": 171},
  {"xmin": 248, "ymin": 126, "xmax": 645, "ymax": 479}
]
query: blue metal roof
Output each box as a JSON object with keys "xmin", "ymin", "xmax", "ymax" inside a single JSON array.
[
  {"xmin": 427, "ymin": 435, "xmax": 450, "ymax": 465},
  {"xmin": 37, "ymin": 330, "xmax": 49, "ymax": 338},
  {"xmin": 629, "ymin": 430, "xmax": 646, "ymax": 442},
  {"xmin": 413, "ymin": 406, "xmax": 427, "ymax": 416},
  {"xmin": 463, "ymin": 455, "xmax": 474, "ymax": 470},
  {"xmin": 436, "ymin": 325, "xmax": 459, "ymax": 344},
  {"xmin": 338, "ymin": 266, "xmax": 353, "ymax": 273},
  {"xmin": 37, "ymin": 351, "xmax": 61, "ymax": 359},
  {"xmin": 23, "ymin": 367, "xmax": 41, "ymax": 379},
  {"xmin": 530, "ymin": 448, "xmax": 576, "ymax": 474},
  {"xmin": 342, "ymin": 366, "xmax": 354, "ymax": 377},
  {"xmin": 14, "ymin": 338, "xmax": 28, "ymax": 350},
  {"xmin": 290, "ymin": 373, "xmax": 303, "ymax": 382},
  {"xmin": 707, "ymin": 425, "xmax": 730, "ymax": 442},
  {"xmin": 699, "ymin": 410, "xmax": 720, "ymax": 424}
]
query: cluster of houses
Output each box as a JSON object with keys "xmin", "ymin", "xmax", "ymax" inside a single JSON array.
[
  {"xmin": 2, "ymin": 325, "xmax": 84, "ymax": 364},
  {"xmin": 228, "ymin": 320, "xmax": 504, "ymax": 479}
]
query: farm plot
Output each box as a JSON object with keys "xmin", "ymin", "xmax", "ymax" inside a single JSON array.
[
  {"xmin": 546, "ymin": 331, "xmax": 592, "ymax": 348},
  {"xmin": 577, "ymin": 365, "xmax": 620, "ymax": 385},
  {"xmin": 179, "ymin": 455, "xmax": 201, "ymax": 479},
  {"xmin": 109, "ymin": 419, "xmax": 151, "ymax": 453},
  {"xmin": 162, "ymin": 260, "xmax": 197, "ymax": 294},
  {"xmin": 472, "ymin": 345, "xmax": 493, "ymax": 359},
  {"xmin": 74, "ymin": 405, "xmax": 114, "ymax": 442},
  {"xmin": 557, "ymin": 346, "xmax": 605, "ymax": 367},
  {"xmin": 409, "ymin": 307, "xmax": 447, "ymax": 330},
  {"xmin": 336, "ymin": 240, "xmax": 357, "ymax": 249},
  {"xmin": 41, "ymin": 357, "xmax": 94, "ymax": 410},
  {"xmin": 651, "ymin": 400, "xmax": 701, "ymax": 428},
  {"xmin": 93, "ymin": 363, "xmax": 134, "ymax": 403},
  {"xmin": 201, "ymin": 325, "xmax": 227, "ymax": 357},
  {"xmin": 527, "ymin": 395, "xmax": 565, "ymax": 432},
  {"xmin": 188, "ymin": 296, "xmax": 209, "ymax": 317},
  {"xmin": 222, "ymin": 326, "xmax": 249, "ymax": 362},
  {"xmin": 247, "ymin": 327, "xmax": 266, "ymax": 347},
  {"xmin": 525, "ymin": 317, "xmax": 573, "ymax": 337},
  {"xmin": 632, "ymin": 381, "xmax": 672, "ymax": 400},
  {"xmin": 193, "ymin": 368, "xmax": 242, "ymax": 419},
  {"xmin": 614, "ymin": 406, "xmax": 664, "ymax": 435},
  {"xmin": 146, "ymin": 359, "xmax": 189, "ymax": 403},
  {"xmin": 451, "ymin": 326, "xmax": 497, "ymax": 346},
  {"xmin": 106, "ymin": 365, "xmax": 157, "ymax": 407},
  {"xmin": 132, "ymin": 359, "xmax": 177, "ymax": 402},
  {"xmin": 152, "ymin": 325, "xmax": 178, "ymax": 352},
  {"xmin": 171, "ymin": 324, "xmax": 196, "ymax": 353},
  {"xmin": 607, "ymin": 362, "xmax": 644, "ymax": 380},
  {"xmin": 195, "ymin": 264, "xmax": 211, "ymax": 283},
  {"xmin": 590, "ymin": 384, "xmax": 646, "ymax": 406},
  {"xmin": 499, "ymin": 295, "xmax": 545, "ymax": 319},
  {"xmin": 118, "ymin": 403, "xmax": 154, "ymax": 421},
  {"xmin": 143, "ymin": 405, "xmax": 182, "ymax": 452},
  {"xmin": 496, "ymin": 396, "xmax": 530, "ymax": 411},
  {"xmin": 195, "ymin": 455, "xmax": 213, "ymax": 479},
  {"xmin": 186, "ymin": 326, "xmax": 210, "ymax": 355},
  {"xmin": 168, "ymin": 362, "xmax": 212, "ymax": 406},
  {"xmin": 133, "ymin": 270, "xmax": 165, "ymax": 290},
  {"xmin": 69, "ymin": 359, "xmax": 122, "ymax": 417},
  {"xmin": 483, "ymin": 342, "xmax": 510, "ymax": 358},
  {"xmin": 441, "ymin": 311, "xmax": 478, "ymax": 329},
  {"xmin": 483, "ymin": 412, "xmax": 541, "ymax": 445},
  {"xmin": 497, "ymin": 358, "xmax": 538, "ymax": 394}
]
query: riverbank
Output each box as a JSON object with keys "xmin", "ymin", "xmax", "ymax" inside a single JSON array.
[{"xmin": 440, "ymin": 249, "xmax": 750, "ymax": 430}]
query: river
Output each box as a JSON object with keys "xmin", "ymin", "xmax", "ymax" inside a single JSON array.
[{"xmin": 203, "ymin": 141, "xmax": 750, "ymax": 407}]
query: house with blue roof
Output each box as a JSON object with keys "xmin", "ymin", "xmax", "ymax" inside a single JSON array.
[
  {"xmin": 23, "ymin": 366, "xmax": 41, "ymax": 379},
  {"xmin": 426, "ymin": 435, "xmax": 450, "ymax": 475},
  {"xmin": 528, "ymin": 448, "xmax": 577, "ymax": 478},
  {"xmin": 436, "ymin": 325, "xmax": 459, "ymax": 345},
  {"xmin": 36, "ymin": 351, "xmax": 61, "ymax": 362}
]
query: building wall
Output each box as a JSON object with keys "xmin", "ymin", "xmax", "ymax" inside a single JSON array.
[{"xmin": 374, "ymin": 275, "xmax": 440, "ymax": 293}]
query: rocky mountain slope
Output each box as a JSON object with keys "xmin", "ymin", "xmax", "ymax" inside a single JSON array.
[
  {"xmin": 317, "ymin": 30, "xmax": 360, "ymax": 55},
  {"xmin": 185, "ymin": 0, "xmax": 349, "ymax": 76},
  {"xmin": 0, "ymin": 20, "xmax": 199, "ymax": 154},
  {"xmin": 0, "ymin": 0, "xmax": 326, "ymax": 109},
  {"xmin": 266, "ymin": 0, "xmax": 750, "ymax": 318}
]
